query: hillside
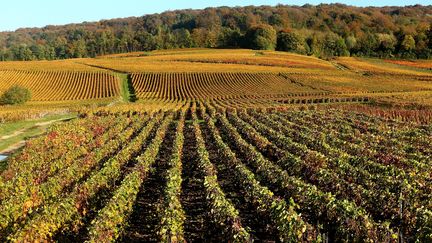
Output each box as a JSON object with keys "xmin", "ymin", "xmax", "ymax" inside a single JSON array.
[
  {"xmin": 1, "ymin": 4, "xmax": 432, "ymax": 61},
  {"xmin": 1, "ymin": 1, "xmax": 432, "ymax": 242},
  {"xmin": 0, "ymin": 48, "xmax": 431, "ymax": 101},
  {"xmin": 1, "ymin": 102, "xmax": 432, "ymax": 242},
  {"xmin": 0, "ymin": 46, "xmax": 431, "ymax": 242},
  {"xmin": 0, "ymin": 48, "xmax": 431, "ymax": 123}
]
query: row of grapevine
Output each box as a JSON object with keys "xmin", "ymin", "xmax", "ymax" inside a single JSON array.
[
  {"xmin": 190, "ymin": 103, "xmax": 251, "ymax": 241},
  {"xmin": 0, "ymin": 70, "xmax": 119, "ymax": 101},
  {"xmin": 158, "ymin": 108, "xmax": 187, "ymax": 241},
  {"xmin": 267, "ymin": 109, "xmax": 432, "ymax": 237},
  {"xmin": 231, "ymin": 110, "xmax": 405, "ymax": 231},
  {"xmin": 86, "ymin": 113, "xmax": 174, "ymax": 242},
  {"xmin": 200, "ymin": 104, "xmax": 317, "ymax": 242},
  {"xmin": 6, "ymin": 113, "xmax": 167, "ymax": 241},
  {"xmin": 130, "ymin": 72, "xmax": 321, "ymax": 100},
  {"xmin": 204, "ymin": 104, "xmax": 396, "ymax": 242},
  {"xmin": 304, "ymin": 109, "xmax": 432, "ymax": 160},
  {"xmin": 1, "ymin": 103, "xmax": 430, "ymax": 241},
  {"xmin": 0, "ymin": 115, "xmax": 141, "ymax": 232},
  {"xmin": 222, "ymin": 106, "xmax": 429, "ymax": 241},
  {"xmin": 1, "ymin": 115, "xmax": 128, "ymax": 188}
]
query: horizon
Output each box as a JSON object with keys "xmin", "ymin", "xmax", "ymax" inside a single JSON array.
[{"xmin": 0, "ymin": 0, "xmax": 428, "ymax": 32}]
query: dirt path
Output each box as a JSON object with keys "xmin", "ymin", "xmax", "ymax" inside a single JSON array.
[
  {"xmin": 122, "ymin": 121, "xmax": 176, "ymax": 242},
  {"xmin": 330, "ymin": 61, "xmax": 350, "ymax": 71},
  {"xmin": 180, "ymin": 111, "xmax": 213, "ymax": 242},
  {"xmin": 0, "ymin": 129, "xmax": 26, "ymax": 141},
  {"xmin": 0, "ymin": 118, "xmax": 67, "ymax": 141},
  {"xmin": 0, "ymin": 117, "xmax": 74, "ymax": 155},
  {"xmin": 0, "ymin": 141, "xmax": 26, "ymax": 155}
]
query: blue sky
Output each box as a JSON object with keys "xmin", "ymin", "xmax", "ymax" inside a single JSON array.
[{"xmin": 0, "ymin": 0, "xmax": 426, "ymax": 31}]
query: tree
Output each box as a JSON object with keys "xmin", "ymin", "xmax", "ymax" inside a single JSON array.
[
  {"xmin": 345, "ymin": 36, "xmax": 357, "ymax": 53},
  {"xmin": 135, "ymin": 31, "xmax": 157, "ymax": 51},
  {"xmin": 377, "ymin": 33, "xmax": 396, "ymax": 57},
  {"xmin": 277, "ymin": 30, "xmax": 306, "ymax": 54},
  {"xmin": 245, "ymin": 24, "xmax": 277, "ymax": 50},
  {"xmin": 0, "ymin": 86, "xmax": 31, "ymax": 105},
  {"xmin": 11, "ymin": 45, "xmax": 34, "ymax": 61},
  {"xmin": 0, "ymin": 48, "xmax": 11, "ymax": 61},
  {"xmin": 69, "ymin": 39, "xmax": 87, "ymax": 58},
  {"xmin": 355, "ymin": 33, "xmax": 379, "ymax": 57},
  {"xmin": 54, "ymin": 37, "xmax": 68, "ymax": 59},
  {"xmin": 399, "ymin": 34, "xmax": 416, "ymax": 58},
  {"xmin": 118, "ymin": 29, "xmax": 135, "ymax": 53},
  {"xmin": 191, "ymin": 28, "xmax": 220, "ymax": 48},
  {"xmin": 97, "ymin": 30, "xmax": 116, "ymax": 55},
  {"xmin": 306, "ymin": 34, "xmax": 323, "ymax": 56},
  {"xmin": 269, "ymin": 14, "xmax": 284, "ymax": 27},
  {"xmin": 173, "ymin": 29, "xmax": 194, "ymax": 48},
  {"xmin": 218, "ymin": 27, "xmax": 242, "ymax": 48},
  {"xmin": 322, "ymin": 33, "xmax": 349, "ymax": 58},
  {"xmin": 400, "ymin": 35, "xmax": 416, "ymax": 52},
  {"xmin": 30, "ymin": 44, "xmax": 46, "ymax": 60},
  {"xmin": 428, "ymin": 25, "xmax": 432, "ymax": 50}
]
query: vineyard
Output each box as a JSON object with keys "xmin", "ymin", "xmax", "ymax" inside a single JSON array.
[
  {"xmin": 0, "ymin": 49, "xmax": 431, "ymax": 108},
  {"xmin": 0, "ymin": 48, "xmax": 432, "ymax": 242},
  {"xmin": 0, "ymin": 101, "xmax": 431, "ymax": 242},
  {"xmin": 0, "ymin": 70, "xmax": 119, "ymax": 101},
  {"xmin": 384, "ymin": 60, "xmax": 432, "ymax": 70},
  {"xmin": 130, "ymin": 72, "xmax": 320, "ymax": 100},
  {"xmin": 80, "ymin": 49, "xmax": 338, "ymax": 73}
]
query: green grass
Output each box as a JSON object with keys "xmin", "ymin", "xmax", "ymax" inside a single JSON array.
[
  {"xmin": 361, "ymin": 58, "xmax": 432, "ymax": 75},
  {"xmin": 118, "ymin": 73, "xmax": 130, "ymax": 102},
  {"xmin": 0, "ymin": 126, "xmax": 44, "ymax": 151},
  {"xmin": 118, "ymin": 73, "xmax": 137, "ymax": 102},
  {"xmin": 0, "ymin": 113, "xmax": 74, "ymax": 137},
  {"xmin": 0, "ymin": 113, "xmax": 76, "ymax": 152}
]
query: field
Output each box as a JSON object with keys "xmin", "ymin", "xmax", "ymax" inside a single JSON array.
[
  {"xmin": 385, "ymin": 59, "xmax": 432, "ymax": 70},
  {"xmin": 130, "ymin": 72, "xmax": 321, "ymax": 100},
  {"xmin": 0, "ymin": 70, "xmax": 119, "ymax": 101},
  {"xmin": 0, "ymin": 49, "xmax": 432, "ymax": 242}
]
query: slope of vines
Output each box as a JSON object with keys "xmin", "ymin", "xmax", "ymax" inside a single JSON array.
[
  {"xmin": 0, "ymin": 70, "xmax": 119, "ymax": 101},
  {"xmin": 0, "ymin": 102, "xmax": 430, "ymax": 242},
  {"xmin": 131, "ymin": 72, "xmax": 322, "ymax": 100}
]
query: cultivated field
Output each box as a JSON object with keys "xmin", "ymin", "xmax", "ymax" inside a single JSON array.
[
  {"xmin": 131, "ymin": 72, "xmax": 321, "ymax": 100},
  {"xmin": 1, "ymin": 102, "xmax": 431, "ymax": 242},
  {"xmin": 0, "ymin": 70, "xmax": 119, "ymax": 101},
  {"xmin": 0, "ymin": 49, "xmax": 431, "ymax": 242}
]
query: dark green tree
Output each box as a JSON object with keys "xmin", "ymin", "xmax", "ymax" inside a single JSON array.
[
  {"xmin": 399, "ymin": 34, "xmax": 416, "ymax": 58},
  {"xmin": 0, "ymin": 86, "xmax": 31, "ymax": 105},
  {"xmin": 322, "ymin": 33, "xmax": 349, "ymax": 58},
  {"xmin": 428, "ymin": 25, "xmax": 432, "ymax": 50},
  {"xmin": 11, "ymin": 45, "xmax": 34, "ymax": 61},
  {"xmin": 306, "ymin": 34, "xmax": 323, "ymax": 56},
  {"xmin": 173, "ymin": 29, "xmax": 194, "ymax": 48},
  {"xmin": 135, "ymin": 31, "xmax": 157, "ymax": 51},
  {"xmin": 218, "ymin": 27, "xmax": 242, "ymax": 47},
  {"xmin": 245, "ymin": 24, "xmax": 277, "ymax": 50},
  {"xmin": 30, "ymin": 44, "xmax": 46, "ymax": 60},
  {"xmin": 355, "ymin": 33, "xmax": 379, "ymax": 57},
  {"xmin": 277, "ymin": 30, "xmax": 306, "ymax": 54},
  {"xmin": 377, "ymin": 33, "xmax": 396, "ymax": 57}
]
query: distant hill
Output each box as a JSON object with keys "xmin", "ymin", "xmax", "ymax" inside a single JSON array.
[{"xmin": 0, "ymin": 4, "xmax": 431, "ymax": 61}]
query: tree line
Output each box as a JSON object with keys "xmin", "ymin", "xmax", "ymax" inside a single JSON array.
[{"xmin": 0, "ymin": 4, "xmax": 431, "ymax": 61}]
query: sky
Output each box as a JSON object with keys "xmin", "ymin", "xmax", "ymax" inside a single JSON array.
[{"xmin": 0, "ymin": 0, "xmax": 427, "ymax": 31}]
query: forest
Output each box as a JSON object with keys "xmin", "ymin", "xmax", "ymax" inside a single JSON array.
[{"xmin": 0, "ymin": 4, "xmax": 431, "ymax": 61}]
